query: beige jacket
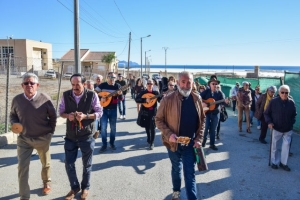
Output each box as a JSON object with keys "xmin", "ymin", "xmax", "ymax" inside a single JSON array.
[{"xmin": 155, "ymin": 90, "xmax": 206, "ymax": 152}]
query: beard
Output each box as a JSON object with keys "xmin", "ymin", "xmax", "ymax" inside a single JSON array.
[{"xmin": 178, "ymin": 86, "xmax": 192, "ymax": 97}]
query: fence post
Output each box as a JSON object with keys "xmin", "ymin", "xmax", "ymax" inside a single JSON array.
[
  {"xmin": 5, "ymin": 54, "xmax": 11, "ymax": 133},
  {"xmin": 56, "ymin": 62, "xmax": 64, "ymax": 114}
]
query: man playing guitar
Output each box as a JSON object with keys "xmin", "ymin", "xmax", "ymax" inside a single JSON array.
[
  {"xmin": 200, "ymin": 75, "xmax": 228, "ymax": 150},
  {"xmin": 97, "ymin": 72, "xmax": 123, "ymax": 153}
]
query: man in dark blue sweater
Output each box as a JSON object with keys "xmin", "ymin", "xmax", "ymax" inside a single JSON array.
[
  {"xmin": 264, "ymin": 85, "xmax": 297, "ymax": 171},
  {"xmin": 97, "ymin": 72, "xmax": 123, "ymax": 152}
]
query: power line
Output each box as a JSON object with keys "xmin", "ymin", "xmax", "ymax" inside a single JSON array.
[
  {"xmin": 56, "ymin": 0, "xmax": 124, "ymax": 38},
  {"xmin": 81, "ymin": 0, "xmax": 126, "ymax": 36},
  {"xmin": 113, "ymin": 0, "xmax": 136, "ymax": 36}
]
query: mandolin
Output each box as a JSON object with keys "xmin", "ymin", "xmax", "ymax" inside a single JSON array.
[
  {"xmin": 98, "ymin": 84, "xmax": 129, "ymax": 107},
  {"xmin": 142, "ymin": 93, "xmax": 163, "ymax": 108}
]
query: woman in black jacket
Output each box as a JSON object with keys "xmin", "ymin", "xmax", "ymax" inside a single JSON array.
[{"xmin": 135, "ymin": 79, "xmax": 162, "ymax": 150}]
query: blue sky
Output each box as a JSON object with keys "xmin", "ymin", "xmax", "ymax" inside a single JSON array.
[{"xmin": 1, "ymin": 0, "xmax": 300, "ymax": 66}]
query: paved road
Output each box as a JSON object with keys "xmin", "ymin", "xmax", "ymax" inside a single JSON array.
[{"xmin": 0, "ymin": 96, "xmax": 299, "ymax": 200}]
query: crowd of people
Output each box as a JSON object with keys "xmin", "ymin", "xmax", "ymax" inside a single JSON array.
[{"xmin": 10, "ymin": 71, "xmax": 297, "ymax": 200}]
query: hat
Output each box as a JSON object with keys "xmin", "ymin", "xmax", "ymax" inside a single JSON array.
[
  {"xmin": 118, "ymin": 73, "xmax": 123, "ymax": 77},
  {"xmin": 208, "ymin": 75, "xmax": 220, "ymax": 85}
]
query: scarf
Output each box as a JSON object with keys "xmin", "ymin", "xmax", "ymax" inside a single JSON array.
[{"xmin": 264, "ymin": 94, "xmax": 271, "ymax": 111}]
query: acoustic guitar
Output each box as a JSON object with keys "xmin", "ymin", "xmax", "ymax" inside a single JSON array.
[
  {"xmin": 142, "ymin": 93, "xmax": 163, "ymax": 108},
  {"xmin": 98, "ymin": 84, "xmax": 129, "ymax": 107},
  {"xmin": 203, "ymin": 98, "xmax": 228, "ymax": 113}
]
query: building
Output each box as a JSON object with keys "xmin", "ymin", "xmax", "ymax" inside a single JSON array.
[
  {"xmin": 0, "ymin": 38, "xmax": 53, "ymax": 74},
  {"xmin": 60, "ymin": 49, "xmax": 118, "ymax": 78}
]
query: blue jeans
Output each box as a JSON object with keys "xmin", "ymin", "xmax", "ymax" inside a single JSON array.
[
  {"xmin": 100, "ymin": 108, "xmax": 117, "ymax": 146},
  {"xmin": 64, "ymin": 137, "xmax": 95, "ymax": 191},
  {"xmin": 204, "ymin": 113, "xmax": 219, "ymax": 146},
  {"xmin": 118, "ymin": 98, "xmax": 126, "ymax": 115},
  {"xmin": 94, "ymin": 119, "xmax": 100, "ymax": 131},
  {"xmin": 167, "ymin": 142, "xmax": 197, "ymax": 200}
]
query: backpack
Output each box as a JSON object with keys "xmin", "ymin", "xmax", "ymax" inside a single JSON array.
[{"xmin": 220, "ymin": 107, "xmax": 228, "ymax": 122}]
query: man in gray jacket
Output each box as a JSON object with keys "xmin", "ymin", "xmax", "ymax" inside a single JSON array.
[{"xmin": 264, "ymin": 85, "xmax": 297, "ymax": 171}]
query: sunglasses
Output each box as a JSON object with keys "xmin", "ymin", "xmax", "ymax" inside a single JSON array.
[
  {"xmin": 108, "ymin": 76, "xmax": 116, "ymax": 79},
  {"xmin": 147, "ymin": 83, "xmax": 153, "ymax": 85},
  {"xmin": 23, "ymin": 82, "xmax": 36, "ymax": 86},
  {"xmin": 211, "ymin": 83, "xmax": 218, "ymax": 85},
  {"xmin": 281, "ymin": 92, "xmax": 289, "ymax": 94}
]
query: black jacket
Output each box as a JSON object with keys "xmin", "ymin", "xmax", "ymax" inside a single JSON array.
[
  {"xmin": 63, "ymin": 89, "xmax": 95, "ymax": 141},
  {"xmin": 264, "ymin": 97, "xmax": 297, "ymax": 132}
]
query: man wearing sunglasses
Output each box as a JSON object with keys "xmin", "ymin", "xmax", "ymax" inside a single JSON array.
[
  {"xmin": 97, "ymin": 72, "xmax": 123, "ymax": 153},
  {"xmin": 59, "ymin": 73, "xmax": 103, "ymax": 200},
  {"xmin": 200, "ymin": 75, "xmax": 227, "ymax": 150},
  {"xmin": 264, "ymin": 85, "xmax": 297, "ymax": 171},
  {"xmin": 10, "ymin": 73, "xmax": 57, "ymax": 200}
]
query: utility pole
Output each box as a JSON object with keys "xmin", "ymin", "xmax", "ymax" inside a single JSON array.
[
  {"xmin": 162, "ymin": 47, "xmax": 169, "ymax": 76},
  {"xmin": 127, "ymin": 32, "xmax": 131, "ymax": 76},
  {"xmin": 5, "ymin": 54, "xmax": 11, "ymax": 133},
  {"xmin": 74, "ymin": 0, "xmax": 81, "ymax": 73}
]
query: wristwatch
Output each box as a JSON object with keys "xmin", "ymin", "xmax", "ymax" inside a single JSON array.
[{"xmin": 86, "ymin": 113, "xmax": 89, "ymax": 119}]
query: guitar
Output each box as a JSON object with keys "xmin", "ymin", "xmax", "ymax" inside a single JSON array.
[
  {"xmin": 203, "ymin": 98, "xmax": 228, "ymax": 113},
  {"xmin": 142, "ymin": 93, "xmax": 163, "ymax": 108},
  {"xmin": 98, "ymin": 84, "xmax": 130, "ymax": 107}
]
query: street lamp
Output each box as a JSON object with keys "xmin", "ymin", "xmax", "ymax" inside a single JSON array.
[
  {"xmin": 140, "ymin": 34, "xmax": 151, "ymax": 76},
  {"xmin": 144, "ymin": 50, "xmax": 151, "ymax": 73}
]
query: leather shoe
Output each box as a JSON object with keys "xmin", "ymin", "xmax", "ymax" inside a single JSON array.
[
  {"xmin": 43, "ymin": 183, "xmax": 51, "ymax": 195},
  {"xmin": 259, "ymin": 138, "xmax": 267, "ymax": 144},
  {"xmin": 209, "ymin": 145, "xmax": 218, "ymax": 150},
  {"xmin": 65, "ymin": 188, "xmax": 80, "ymax": 200},
  {"xmin": 81, "ymin": 189, "xmax": 89, "ymax": 200},
  {"xmin": 279, "ymin": 163, "xmax": 291, "ymax": 171},
  {"xmin": 271, "ymin": 163, "xmax": 278, "ymax": 169}
]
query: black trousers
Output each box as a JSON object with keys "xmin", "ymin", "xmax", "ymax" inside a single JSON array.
[
  {"xmin": 145, "ymin": 117, "xmax": 156, "ymax": 144},
  {"xmin": 259, "ymin": 114, "xmax": 268, "ymax": 140}
]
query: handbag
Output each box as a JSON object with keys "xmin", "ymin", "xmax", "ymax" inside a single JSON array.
[
  {"xmin": 136, "ymin": 110, "xmax": 149, "ymax": 128},
  {"xmin": 220, "ymin": 107, "xmax": 228, "ymax": 122},
  {"xmin": 194, "ymin": 147, "xmax": 208, "ymax": 171}
]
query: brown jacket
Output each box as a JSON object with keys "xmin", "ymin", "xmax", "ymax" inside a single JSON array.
[
  {"xmin": 155, "ymin": 90, "xmax": 206, "ymax": 152},
  {"xmin": 237, "ymin": 88, "xmax": 252, "ymax": 108},
  {"xmin": 254, "ymin": 93, "xmax": 269, "ymax": 120}
]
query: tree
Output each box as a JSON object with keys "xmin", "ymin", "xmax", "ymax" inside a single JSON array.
[{"xmin": 101, "ymin": 53, "xmax": 116, "ymax": 74}]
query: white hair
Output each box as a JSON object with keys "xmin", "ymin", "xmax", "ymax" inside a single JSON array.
[
  {"xmin": 22, "ymin": 73, "xmax": 39, "ymax": 83},
  {"xmin": 178, "ymin": 71, "xmax": 193, "ymax": 80},
  {"xmin": 278, "ymin": 85, "xmax": 290, "ymax": 93},
  {"xmin": 96, "ymin": 75, "xmax": 103, "ymax": 79},
  {"xmin": 87, "ymin": 80, "xmax": 94, "ymax": 84}
]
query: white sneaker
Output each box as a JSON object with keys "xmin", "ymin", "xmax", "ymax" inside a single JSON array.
[
  {"xmin": 257, "ymin": 125, "xmax": 261, "ymax": 130},
  {"xmin": 123, "ymin": 115, "xmax": 126, "ymax": 119},
  {"xmin": 233, "ymin": 113, "xmax": 237, "ymax": 116},
  {"xmin": 119, "ymin": 115, "xmax": 123, "ymax": 119}
]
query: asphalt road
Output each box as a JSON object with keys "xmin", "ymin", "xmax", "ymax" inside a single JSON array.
[{"xmin": 0, "ymin": 96, "xmax": 299, "ymax": 200}]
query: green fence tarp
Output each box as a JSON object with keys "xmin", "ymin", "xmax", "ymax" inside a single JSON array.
[{"xmin": 284, "ymin": 72, "xmax": 300, "ymax": 132}]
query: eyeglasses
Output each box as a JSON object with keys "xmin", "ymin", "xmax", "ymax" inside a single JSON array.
[
  {"xmin": 108, "ymin": 76, "xmax": 116, "ymax": 79},
  {"xmin": 147, "ymin": 83, "xmax": 153, "ymax": 85},
  {"xmin": 281, "ymin": 92, "xmax": 289, "ymax": 94},
  {"xmin": 23, "ymin": 82, "xmax": 36, "ymax": 86}
]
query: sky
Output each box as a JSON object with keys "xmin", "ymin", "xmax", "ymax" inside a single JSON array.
[{"xmin": 1, "ymin": 0, "xmax": 300, "ymax": 66}]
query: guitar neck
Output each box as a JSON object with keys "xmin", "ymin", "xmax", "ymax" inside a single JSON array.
[
  {"xmin": 106, "ymin": 85, "xmax": 129, "ymax": 98},
  {"xmin": 209, "ymin": 99, "xmax": 225, "ymax": 106},
  {"xmin": 150, "ymin": 94, "xmax": 163, "ymax": 100}
]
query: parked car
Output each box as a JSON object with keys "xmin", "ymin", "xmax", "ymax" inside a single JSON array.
[
  {"xmin": 44, "ymin": 70, "xmax": 56, "ymax": 78},
  {"xmin": 63, "ymin": 72, "xmax": 73, "ymax": 78}
]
